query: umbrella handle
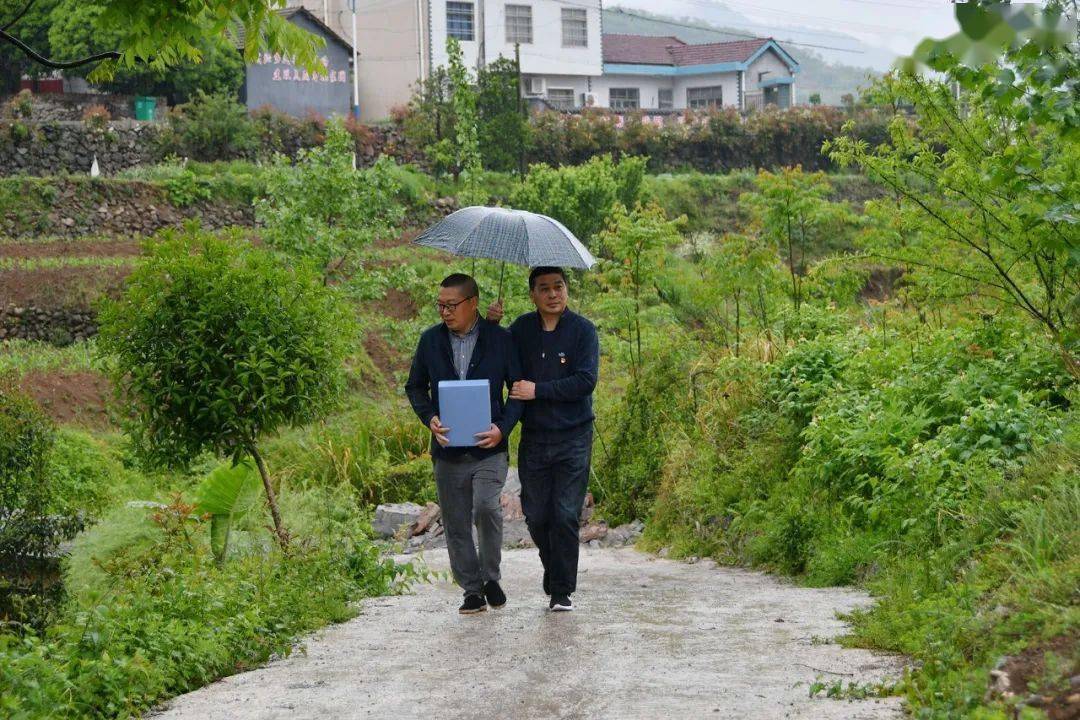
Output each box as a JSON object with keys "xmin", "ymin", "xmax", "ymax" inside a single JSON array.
[{"xmin": 498, "ymin": 260, "xmax": 506, "ymax": 302}]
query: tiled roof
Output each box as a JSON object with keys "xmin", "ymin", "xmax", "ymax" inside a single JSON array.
[
  {"xmin": 602, "ymin": 34, "xmax": 685, "ymax": 65},
  {"xmin": 603, "ymin": 34, "xmax": 776, "ymax": 67}
]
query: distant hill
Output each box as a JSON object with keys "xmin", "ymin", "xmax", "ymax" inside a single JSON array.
[{"xmin": 602, "ymin": 6, "xmax": 882, "ymax": 106}]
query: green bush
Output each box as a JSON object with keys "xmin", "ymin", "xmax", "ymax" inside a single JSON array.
[
  {"xmin": 509, "ymin": 154, "xmax": 646, "ymax": 244},
  {"xmin": 0, "ymin": 491, "xmax": 412, "ymax": 720},
  {"xmin": 256, "ymin": 119, "xmax": 405, "ymax": 269},
  {"xmin": 0, "ymin": 377, "xmax": 54, "ymax": 519},
  {"xmin": 97, "ymin": 226, "xmax": 354, "ymax": 545},
  {"xmin": 157, "ymin": 91, "xmax": 259, "ymax": 162}
]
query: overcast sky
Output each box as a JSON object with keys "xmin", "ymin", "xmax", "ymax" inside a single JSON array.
[{"xmin": 610, "ymin": 0, "xmax": 962, "ymax": 66}]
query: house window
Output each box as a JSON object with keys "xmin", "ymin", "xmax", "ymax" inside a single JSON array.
[
  {"xmin": 506, "ymin": 4, "xmax": 532, "ymax": 44},
  {"xmin": 658, "ymin": 88, "xmax": 673, "ymax": 110},
  {"xmin": 547, "ymin": 88, "xmax": 575, "ymax": 110},
  {"xmin": 609, "ymin": 88, "xmax": 639, "ymax": 111},
  {"xmin": 687, "ymin": 85, "xmax": 723, "ymax": 109},
  {"xmin": 561, "ymin": 8, "xmax": 587, "ymax": 47},
  {"xmin": 447, "ymin": 2, "xmax": 475, "ymax": 41}
]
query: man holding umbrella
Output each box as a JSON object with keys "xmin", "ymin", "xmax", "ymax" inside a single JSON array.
[
  {"xmin": 413, "ymin": 207, "xmax": 598, "ymax": 612},
  {"xmin": 505, "ymin": 267, "xmax": 599, "ymax": 612}
]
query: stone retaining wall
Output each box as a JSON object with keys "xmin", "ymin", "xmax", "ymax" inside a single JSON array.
[{"xmin": 0, "ymin": 305, "xmax": 97, "ymax": 344}]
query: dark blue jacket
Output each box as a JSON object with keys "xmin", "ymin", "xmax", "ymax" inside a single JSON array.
[
  {"xmin": 405, "ymin": 318, "xmax": 523, "ymax": 460},
  {"xmin": 509, "ymin": 309, "xmax": 599, "ymax": 442}
]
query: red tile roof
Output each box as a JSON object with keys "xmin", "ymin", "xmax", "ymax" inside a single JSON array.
[
  {"xmin": 602, "ymin": 34, "xmax": 685, "ymax": 65},
  {"xmin": 602, "ymin": 34, "xmax": 775, "ymax": 67}
]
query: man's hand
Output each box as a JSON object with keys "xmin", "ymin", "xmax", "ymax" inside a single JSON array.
[
  {"xmin": 486, "ymin": 300, "xmax": 504, "ymax": 324},
  {"xmin": 474, "ymin": 423, "xmax": 503, "ymax": 449},
  {"xmin": 429, "ymin": 415, "xmax": 451, "ymax": 447},
  {"xmin": 509, "ymin": 380, "xmax": 536, "ymax": 401}
]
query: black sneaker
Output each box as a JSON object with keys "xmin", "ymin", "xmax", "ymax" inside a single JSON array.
[
  {"xmin": 484, "ymin": 581, "xmax": 507, "ymax": 609},
  {"xmin": 459, "ymin": 594, "xmax": 487, "ymax": 614},
  {"xmin": 549, "ymin": 594, "xmax": 573, "ymax": 612}
]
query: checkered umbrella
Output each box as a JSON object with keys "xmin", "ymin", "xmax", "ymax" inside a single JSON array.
[{"xmin": 413, "ymin": 206, "xmax": 597, "ymax": 298}]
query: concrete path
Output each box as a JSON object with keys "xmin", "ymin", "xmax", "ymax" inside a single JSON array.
[{"xmin": 152, "ymin": 547, "xmax": 904, "ymax": 719}]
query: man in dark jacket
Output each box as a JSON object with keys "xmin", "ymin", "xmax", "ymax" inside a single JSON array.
[
  {"xmin": 507, "ymin": 267, "xmax": 599, "ymax": 612},
  {"xmin": 405, "ymin": 273, "xmax": 522, "ymax": 614}
]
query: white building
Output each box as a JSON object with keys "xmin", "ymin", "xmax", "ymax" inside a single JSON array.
[
  {"xmin": 288, "ymin": 0, "xmax": 602, "ymax": 122},
  {"xmin": 596, "ymin": 34, "xmax": 799, "ymax": 112},
  {"xmin": 285, "ymin": 1, "xmax": 797, "ymax": 120}
]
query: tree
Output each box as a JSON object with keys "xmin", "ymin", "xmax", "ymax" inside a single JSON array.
[
  {"xmin": 826, "ymin": 8, "xmax": 1079, "ymax": 376},
  {"xmin": 48, "ymin": 1, "xmax": 245, "ymax": 101},
  {"xmin": 597, "ymin": 202, "xmax": 684, "ymax": 373},
  {"xmin": 477, "ymin": 55, "xmax": 529, "ymax": 173},
  {"xmin": 0, "ymin": 0, "xmax": 58, "ymax": 93},
  {"xmin": 445, "ymin": 37, "xmax": 484, "ymax": 204},
  {"xmin": 741, "ymin": 167, "xmax": 853, "ymax": 314},
  {"xmin": 0, "ymin": 0, "xmax": 321, "ymax": 78},
  {"xmin": 97, "ymin": 228, "xmax": 353, "ymax": 547},
  {"xmin": 256, "ymin": 117, "xmax": 405, "ymax": 273},
  {"xmin": 708, "ymin": 233, "xmax": 780, "ymax": 357}
]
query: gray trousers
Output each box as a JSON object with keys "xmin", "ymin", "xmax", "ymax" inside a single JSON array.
[{"xmin": 433, "ymin": 451, "xmax": 509, "ymax": 596}]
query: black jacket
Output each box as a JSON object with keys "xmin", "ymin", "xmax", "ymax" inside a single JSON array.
[
  {"xmin": 405, "ymin": 318, "xmax": 523, "ymax": 460},
  {"xmin": 509, "ymin": 309, "xmax": 599, "ymax": 442}
]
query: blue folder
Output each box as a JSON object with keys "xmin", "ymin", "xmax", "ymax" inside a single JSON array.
[{"xmin": 437, "ymin": 379, "xmax": 492, "ymax": 447}]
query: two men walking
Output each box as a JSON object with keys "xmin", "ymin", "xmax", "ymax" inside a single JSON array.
[{"xmin": 405, "ymin": 267, "xmax": 599, "ymax": 614}]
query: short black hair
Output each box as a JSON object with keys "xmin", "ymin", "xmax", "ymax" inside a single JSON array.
[
  {"xmin": 440, "ymin": 273, "xmax": 479, "ymax": 298},
  {"xmin": 528, "ymin": 266, "xmax": 567, "ymax": 290}
]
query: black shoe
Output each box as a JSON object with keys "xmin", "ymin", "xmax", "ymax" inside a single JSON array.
[
  {"xmin": 484, "ymin": 581, "xmax": 507, "ymax": 609},
  {"xmin": 549, "ymin": 594, "xmax": 573, "ymax": 612},
  {"xmin": 459, "ymin": 594, "xmax": 487, "ymax": 614}
]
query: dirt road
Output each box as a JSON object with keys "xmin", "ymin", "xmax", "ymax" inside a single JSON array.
[{"xmin": 152, "ymin": 547, "xmax": 904, "ymax": 719}]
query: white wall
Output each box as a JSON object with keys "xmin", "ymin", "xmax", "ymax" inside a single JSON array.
[
  {"xmin": 528, "ymin": 74, "xmax": 592, "ymax": 107},
  {"xmin": 746, "ymin": 48, "xmax": 793, "ymax": 88},
  {"xmin": 590, "ymin": 75, "xmax": 672, "ymax": 110},
  {"xmin": 672, "ymin": 71, "xmax": 740, "ymax": 109},
  {"xmin": 430, "ymin": 0, "xmax": 602, "ymax": 77},
  {"xmin": 355, "ymin": 0, "xmax": 425, "ymax": 121}
]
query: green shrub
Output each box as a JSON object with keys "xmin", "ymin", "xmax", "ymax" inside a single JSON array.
[
  {"xmin": 97, "ymin": 226, "xmax": 354, "ymax": 545},
  {"xmin": 509, "ymin": 154, "xmax": 647, "ymax": 244},
  {"xmin": 256, "ymin": 119, "xmax": 405, "ymax": 269},
  {"xmin": 44, "ymin": 430, "xmax": 115, "ymax": 519},
  {"xmin": 158, "ymin": 91, "xmax": 258, "ymax": 161},
  {"xmin": 0, "ymin": 492, "xmax": 412, "ymax": 720}
]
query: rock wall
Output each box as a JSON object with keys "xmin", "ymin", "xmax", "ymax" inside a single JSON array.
[
  {"xmin": 1, "ymin": 92, "xmax": 167, "ymax": 122},
  {"xmin": 0, "ymin": 121, "xmax": 160, "ymax": 176},
  {"xmin": 0, "ymin": 120, "xmax": 421, "ymax": 177},
  {"xmin": 0, "ymin": 305, "xmax": 97, "ymax": 344}
]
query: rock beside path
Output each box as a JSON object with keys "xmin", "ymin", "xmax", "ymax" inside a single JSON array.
[{"xmin": 374, "ymin": 468, "xmax": 644, "ymax": 553}]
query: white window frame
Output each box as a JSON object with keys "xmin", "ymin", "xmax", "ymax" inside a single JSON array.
[
  {"xmin": 658, "ymin": 88, "xmax": 673, "ymax": 111},
  {"xmin": 609, "ymin": 87, "xmax": 640, "ymax": 111},
  {"xmin": 505, "ymin": 4, "xmax": 533, "ymax": 44},
  {"xmin": 447, "ymin": 1, "xmax": 475, "ymax": 41},
  {"xmin": 546, "ymin": 87, "xmax": 575, "ymax": 111},
  {"xmin": 687, "ymin": 85, "xmax": 723, "ymax": 109},
  {"xmin": 561, "ymin": 7, "xmax": 587, "ymax": 48}
]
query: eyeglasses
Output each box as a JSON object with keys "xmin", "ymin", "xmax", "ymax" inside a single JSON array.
[{"xmin": 435, "ymin": 296, "xmax": 475, "ymax": 314}]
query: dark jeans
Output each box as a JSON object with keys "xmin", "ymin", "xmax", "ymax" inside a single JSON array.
[{"xmin": 518, "ymin": 427, "xmax": 592, "ymax": 596}]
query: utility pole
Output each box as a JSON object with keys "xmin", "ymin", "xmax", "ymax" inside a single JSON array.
[
  {"xmin": 515, "ymin": 41, "xmax": 525, "ymax": 176},
  {"xmin": 350, "ymin": 0, "xmax": 360, "ymax": 120},
  {"xmin": 476, "ymin": 0, "xmax": 486, "ymax": 70}
]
